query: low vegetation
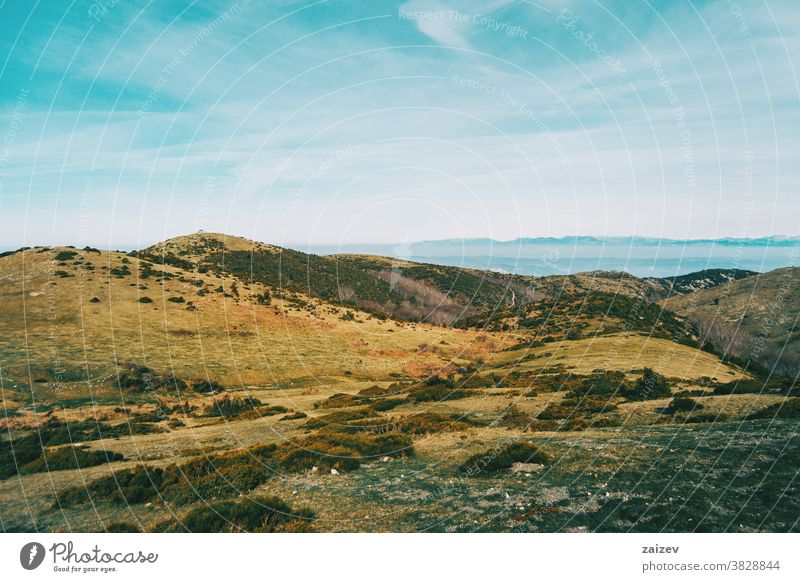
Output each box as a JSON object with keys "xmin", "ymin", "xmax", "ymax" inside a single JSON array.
[{"xmin": 459, "ymin": 442, "xmax": 551, "ymax": 476}]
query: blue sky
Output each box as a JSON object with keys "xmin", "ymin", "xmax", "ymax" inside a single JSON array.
[{"xmin": 0, "ymin": 0, "xmax": 797, "ymax": 249}]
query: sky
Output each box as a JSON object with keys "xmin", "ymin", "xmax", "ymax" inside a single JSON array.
[{"xmin": 0, "ymin": 0, "xmax": 798, "ymax": 250}]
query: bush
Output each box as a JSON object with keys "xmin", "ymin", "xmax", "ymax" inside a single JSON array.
[
  {"xmin": 138, "ymin": 297, "xmax": 153, "ymax": 303},
  {"xmin": 203, "ymin": 395, "xmax": 262, "ymax": 418},
  {"xmin": 153, "ymin": 496, "xmax": 314, "ymax": 533},
  {"xmin": 106, "ymin": 522, "xmax": 141, "ymax": 533},
  {"xmin": 407, "ymin": 382, "xmax": 474, "ymax": 403},
  {"xmin": 663, "ymin": 396, "xmax": 704, "ymax": 414},
  {"xmin": 746, "ymin": 398, "xmax": 800, "ymax": 420},
  {"xmin": 2, "ymin": 419, "xmax": 158, "ymax": 480},
  {"xmin": 390, "ymin": 413, "xmax": 484, "ymax": 435},
  {"xmin": 167, "ymin": 296, "xmax": 185, "ymax": 303},
  {"xmin": 496, "ymin": 405, "xmax": 533, "ymax": 430},
  {"xmin": 280, "ymin": 412, "xmax": 308, "ymax": 421},
  {"xmin": 192, "ymin": 379, "xmax": 225, "ymax": 393},
  {"xmin": 301, "ymin": 410, "xmax": 376, "ymax": 430},
  {"xmin": 621, "ymin": 368, "xmax": 671, "ymax": 401},
  {"xmin": 370, "ymin": 398, "xmax": 406, "ymax": 412},
  {"xmin": 117, "ymin": 365, "xmax": 187, "ymax": 392},
  {"xmin": 315, "ymin": 393, "xmax": 364, "ymax": 409},
  {"xmin": 459, "ymin": 442, "xmax": 551, "ymax": 476},
  {"xmin": 54, "ymin": 250, "xmax": 78, "ymax": 261},
  {"xmin": 55, "ymin": 465, "xmax": 165, "ymax": 507},
  {"xmin": 21, "ymin": 446, "xmax": 124, "ymax": 474}
]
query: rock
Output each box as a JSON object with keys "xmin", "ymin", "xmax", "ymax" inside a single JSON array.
[
  {"xmin": 382, "ymin": 456, "xmax": 390, "ymax": 462},
  {"xmin": 330, "ymin": 468, "xmax": 339, "ymax": 475},
  {"xmin": 311, "ymin": 466, "xmax": 318, "ymax": 473},
  {"xmin": 511, "ymin": 462, "xmax": 543, "ymax": 474}
]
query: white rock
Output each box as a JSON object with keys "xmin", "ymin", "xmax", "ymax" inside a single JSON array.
[
  {"xmin": 330, "ymin": 468, "xmax": 339, "ymax": 475},
  {"xmin": 311, "ymin": 466, "xmax": 318, "ymax": 473}
]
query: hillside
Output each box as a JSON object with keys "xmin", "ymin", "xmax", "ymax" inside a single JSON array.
[
  {"xmin": 3, "ymin": 233, "xmax": 799, "ymax": 534},
  {"xmin": 135, "ymin": 233, "xmax": 719, "ymax": 333},
  {"xmin": 653, "ymin": 268, "xmax": 758, "ymax": 296},
  {"xmin": 664, "ymin": 267, "xmax": 800, "ymax": 375},
  {"xmin": 137, "ymin": 233, "xmax": 523, "ymax": 326}
]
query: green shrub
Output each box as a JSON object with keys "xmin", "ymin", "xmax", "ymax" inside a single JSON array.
[
  {"xmin": 117, "ymin": 365, "xmax": 187, "ymax": 392},
  {"xmin": 105, "ymin": 522, "xmax": 141, "ymax": 533},
  {"xmin": 260, "ymin": 405, "xmax": 289, "ymax": 416},
  {"xmin": 315, "ymin": 393, "xmax": 364, "ymax": 409},
  {"xmin": 203, "ymin": 395, "xmax": 262, "ymax": 418},
  {"xmin": 21, "ymin": 446, "xmax": 124, "ymax": 474},
  {"xmin": 370, "ymin": 398, "xmax": 406, "ymax": 412},
  {"xmin": 496, "ymin": 405, "xmax": 533, "ymax": 430},
  {"xmin": 746, "ymin": 398, "xmax": 800, "ymax": 420},
  {"xmin": 192, "ymin": 379, "xmax": 225, "ymax": 393},
  {"xmin": 55, "ymin": 465, "xmax": 165, "ymax": 507},
  {"xmin": 2, "ymin": 419, "xmax": 158, "ymax": 480},
  {"xmin": 54, "ymin": 250, "xmax": 78, "ymax": 261},
  {"xmin": 391, "ymin": 413, "xmax": 484, "ymax": 435},
  {"xmin": 407, "ymin": 383, "xmax": 474, "ymax": 403},
  {"xmin": 459, "ymin": 442, "xmax": 551, "ymax": 476},
  {"xmin": 153, "ymin": 496, "xmax": 314, "ymax": 533},
  {"xmin": 621, "ymin": 368, "xmax": 671, "ymax": 401},
  {"xmin": 280, "ymin": 412, "xmax": 308, "ymax": 421},
  {"xmin": 663, "ymin": 396, "xmax": 704, "ymax": 414},
  {"xmin": 138, "ymin": 296, "xmax": 153, "ymax": 303},
  {"xmin": 301, "ymin": 409, "xmax": 376, "ymax": 430}
]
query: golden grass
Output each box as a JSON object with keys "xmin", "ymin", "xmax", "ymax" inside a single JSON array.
[{"xmin": 488, "ymin": 332, "xmax": 745, "ymax": 382}]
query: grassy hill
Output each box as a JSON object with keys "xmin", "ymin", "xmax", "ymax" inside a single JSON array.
[
  {"xmin": 1, "ymin": 233, "xmax": 798, "ymax": 533},
  {"xmin": 664, "ymin": 267, "xmax": 800, "ymax": 376}
]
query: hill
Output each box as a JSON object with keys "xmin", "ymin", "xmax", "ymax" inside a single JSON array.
[
  {"xmin": 3, "ymin": 233, "xmax": 799, "ymax": 534},
  {"xmin": 664, "ymin": 267, "xmax": 800, "ymax": 375},
  {"xmin": 652, "ymin": 268, "xmax": 758, "ymax": 296}
]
